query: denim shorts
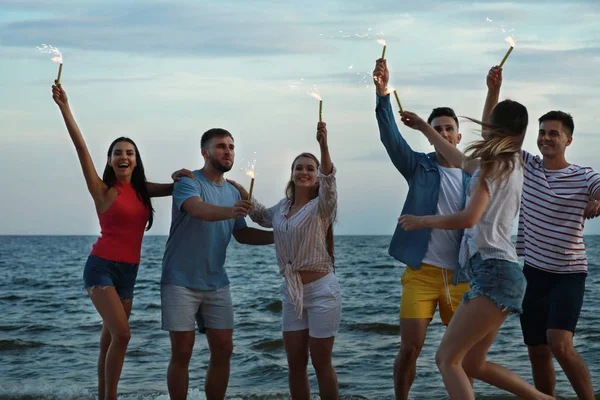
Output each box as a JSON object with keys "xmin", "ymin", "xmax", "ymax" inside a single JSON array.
[
  {"xmin": 464, "ymin": 253, "xmax": 526, "ymax": 314},
  {"xmin": 83, "ymin": 255, "xmax": 139, "ymax": 300}
]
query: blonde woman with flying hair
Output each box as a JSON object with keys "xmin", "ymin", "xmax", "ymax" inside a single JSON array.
[{"xmin": 398, "ymin": 101, "xmax": 553, "ymax": 400}]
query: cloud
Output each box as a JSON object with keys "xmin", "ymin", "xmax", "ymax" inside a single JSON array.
[
  {"xmin": 343, "ymin": 149, "xmax": 390, "ymax": 162},
  {"xmin": 0, "ymin": 1, "xmax": 326, "ymax": 58},
  {"xmin": 0, "ymin": 108, "xmax": 30, "ymax": 117}
]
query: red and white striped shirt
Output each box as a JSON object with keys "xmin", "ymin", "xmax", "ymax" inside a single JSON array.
[
  {"xmin": 517, "ymin": 151, "xmax": 600, "ymax": 273},
  {"xmin": 249, "ymin": 167, "xmax": 337, "ymax": 318}
]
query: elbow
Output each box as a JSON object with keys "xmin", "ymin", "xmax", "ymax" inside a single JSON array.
[{"xmin": 463, "ymin": 216, "xmax": 478, "ymax": 229}]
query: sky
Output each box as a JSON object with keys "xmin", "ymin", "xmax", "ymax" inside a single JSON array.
[{"xmin": 1, "ymin": 0, "xmax": 600, "ymax": 235}]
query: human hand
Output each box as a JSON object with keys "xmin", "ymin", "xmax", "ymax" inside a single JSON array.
[
  {"xmin": 398, "ymin": 214, "xmax": 425, "ymax": 231},
  {"xmin": 487, "ymin": 66, "xmax": 503, "ymax": 91},
  {"xmin": 52, "ymin": 82, "xmax": 69, "ymax": 108},
  {"xmin": 232, "ymin": 199, "xmax": 253, "ymax": 218},
  {"xmin": 373, "ymin": 58, "xmax": 389, "ymax": 96},
  {"xmin": 171, "ymin": 168, "xmax": 195, "ymax": 181}
]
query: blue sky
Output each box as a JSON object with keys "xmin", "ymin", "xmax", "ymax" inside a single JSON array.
[{"xmin": 1, "ymin": 0, "xmax": 600, "ymax": 235}]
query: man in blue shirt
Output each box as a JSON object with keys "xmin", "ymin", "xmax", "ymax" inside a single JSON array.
[
  {"xmin": 373, "ymin": 59, "xmax": 471, "ymax": 399},
  {"xmin": 161, "ymin": 128, "xmax": 273, "ymax": 400}
]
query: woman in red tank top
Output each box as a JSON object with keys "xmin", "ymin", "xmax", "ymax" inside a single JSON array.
[{"xmin": 52, "ymin": 82, "xmax": 192, "ymax": 400}]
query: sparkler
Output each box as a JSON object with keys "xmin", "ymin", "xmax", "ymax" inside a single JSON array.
[
  {"xmin": 246, "ymin": 170, "xmax": 255, "ymax": 201},
  {"xmin": 499, "ymin": 37, "xmax": 515, "ymax": 68},
  {"xmin": 37, "ymin": 44, "xmax": 63, "ymax": 84},
  {"xmin": 393, "ymin": 90, "xmax": 404, "ymax": 115},
  {"xmin": 377, "ymin": 39, "xmax": 387, "ymax": 59},
  {"xmin": 310, "ymin": 91, "xmax": 323, "ymax": 122}
]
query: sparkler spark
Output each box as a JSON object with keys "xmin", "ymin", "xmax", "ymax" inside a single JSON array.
[{"xmin": 37, "ymin": 44, "xmax": 62, "ymax": 63}]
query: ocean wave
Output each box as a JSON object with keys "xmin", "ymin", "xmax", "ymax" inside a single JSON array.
[
  {"xmin": 0, "ymin": 339, "xmax": 45, "ymax": 351},
  {"xmin": 251, "ymin": 338, "xmax": 284, "ymax": 351},
  {"xmin": 0, "ymin": 325, "xmax": 20, "ymax": 332},
  {"xmin": 0, "ymin": 295, "xmax": 24, "ymax": 301},
  {"xmin": 263, "ymin": 299, "xmax": 282, "ymax": 313},
  {"xmin": 347, "ymin": 323, "xmax": 398, "ymax": 335}
]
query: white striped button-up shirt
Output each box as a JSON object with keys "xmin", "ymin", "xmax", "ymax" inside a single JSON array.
[{"xmin": 249, "ymin": 166, "xmax": 337, "ymax": 319}]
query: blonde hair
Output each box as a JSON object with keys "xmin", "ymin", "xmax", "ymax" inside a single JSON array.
[
  {"xmin": 464, "ymin": 99, "xmax": 528, "ymax": 185},
  {"xmin": 286, "ymin": 152, "xmax": 335, "ymax": 263}
]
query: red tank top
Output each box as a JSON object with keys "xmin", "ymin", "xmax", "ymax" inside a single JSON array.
[{"xmin": 90, "ymin": 182, "xmax": 151, "ymax": 264}]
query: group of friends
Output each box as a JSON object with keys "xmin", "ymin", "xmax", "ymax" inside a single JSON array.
[{"xmin": 49, "ymin": 56, "xmax": 599, "ymax": 400}]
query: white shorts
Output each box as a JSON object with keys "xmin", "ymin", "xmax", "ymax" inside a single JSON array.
[
  {"xmin": 161, "ymin": 284, "xmax": 234, "ymax": 333},
  {"xmin": 281, "ymin": 273, "xmax": 342, "ymax": 338}
]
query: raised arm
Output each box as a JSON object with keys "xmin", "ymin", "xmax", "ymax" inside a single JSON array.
[
  {"xmin": 373, "ymin": 59, "xmax": 419, "ymax": 179},
  {"xmin": 483, "ymin": 66, "xmax": 502, "ymax": 125},
  {"xmin": 52, "ymin": 84, "xmax": 106, "ymax": 200},
  {"xmin": 316, "ymin": 122, "xmax": 337, "ymax": 219},
  {"xmin": 400, "ymin": 111, "xmax": 479, "ymax": 174}
]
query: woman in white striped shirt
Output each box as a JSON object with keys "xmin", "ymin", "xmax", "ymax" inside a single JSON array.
[
  {"xmin": 398, "ymin": 101, "xmax": 553, "ymax": 400},
  {"xmin": 229, "ymin": 121, "xmax": 340, "ymax": 399}
]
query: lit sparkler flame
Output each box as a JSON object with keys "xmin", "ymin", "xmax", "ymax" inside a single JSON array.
[{"xmin": 37, "ymin": 44, "xmax": 63, "ymax": 63}]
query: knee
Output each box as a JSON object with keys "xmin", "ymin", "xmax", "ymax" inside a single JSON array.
[
  {"xmin": 435, "ymin": 348, "xmax": 455, "ymax": 373},
  {"xmin": 528, "ymin": 345, "xmax": 552, "ymax": 363},
  {"xmin": 397, "ymin": 342, "xmax": 422, "ymax": 366},
  {"xmin": 111, "ymin": 329, "xmax": 131, "ymax": 347},
  {"xmin": 210, "ymin": 339, "xmax": 233, "ymax": 362},
  {"xmin": 171, "ymin": 344, "xmax": 194, "ymax": 366},
  {"xmin": 287, "ymin": 352, "xmax": 309, "ymax": 373},
  {"xmin": 310, "ymin": 352, "xmax": 332, "ymax": 374},
  {"xmin": 548, "ymin": 337, "xmax": 574, "ymax": 360}
]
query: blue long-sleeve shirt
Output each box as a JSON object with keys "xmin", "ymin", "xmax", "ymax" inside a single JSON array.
[{"xmin": 375, "ymin": 93, "xmax": 471, "ymax": 285}]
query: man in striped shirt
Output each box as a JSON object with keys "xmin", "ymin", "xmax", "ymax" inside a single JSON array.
[{"xmin": 485, "ymin": 66, "xmax": 600, "ymax": 400}]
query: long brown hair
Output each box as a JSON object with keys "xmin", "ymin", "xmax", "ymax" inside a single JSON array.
[
  {"xmin": 464, "ymin": 99, "xmax": 528, "ymax": 186},
  {"xmin": 103, "ymin": 137, "xmax": 154, "ymax": 230},
  {"xmin": 286, "ymin": 152, "xmax": 335, "ymax": 264}
]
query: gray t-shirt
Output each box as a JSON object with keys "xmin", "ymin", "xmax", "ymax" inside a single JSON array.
[
  {"xmin": 161, "ymin": 170, "xmax": 247, "ymax": 291},
  {"xmin": 459, "ymin": 159, "xmax": 523, "ymax": 267}
]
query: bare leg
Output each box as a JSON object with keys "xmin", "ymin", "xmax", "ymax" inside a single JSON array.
[
  {"xmin": 168, "ymin": 331, "xmax": 195, "ymax": 400},
  {"xmin": 88, "ymin": 287, "xmax": 132, "ymax": 400},
  {"xmin": 309, "ymin": 336, "xmax": 338, "ymax": 400},
  {"xmin": 284, "ymin": 330, "xmax": 310, "ymax": 400},
  {"xmin": 547, "ymin": 329, "xmax": 594, "ymax": 400},
  {"xmin": 98, "ymin": 298, "xmax": 133, "ymax": 400},
  {"xmin": 436, "ymin": 297, "xmax": 553, "ymax": 400},
  {"xmin": 394, "ymin": 318, "xmax": 430, "ymax": 400},
  {"xmin": 527, "ymin": 345, "xmax": 555, "ymax": 397},
  {"xmin": 205, "ymin": 328, "xmax": 233, "ymax": 400}
]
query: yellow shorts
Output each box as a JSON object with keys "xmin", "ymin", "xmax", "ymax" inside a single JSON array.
[{"xmin": 399, "ymin": 263, "xmax": 470, "ymax": 326}]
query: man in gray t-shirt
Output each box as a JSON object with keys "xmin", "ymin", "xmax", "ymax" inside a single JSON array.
[{"xmin": 161, "ymin": 128, "xmax": 273, "ymax": 400}]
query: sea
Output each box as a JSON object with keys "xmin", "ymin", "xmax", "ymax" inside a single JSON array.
[{"xmin": 1, "ymin": 235, "xmax": 599, "ymax": 400}]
